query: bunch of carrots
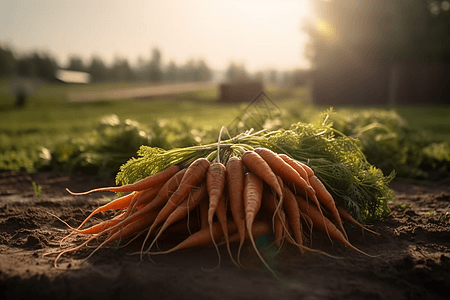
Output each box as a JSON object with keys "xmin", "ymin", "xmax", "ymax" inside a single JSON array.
[{"xmin": 50, "ymin": 146, "xmax": 379, "ymax": 277}]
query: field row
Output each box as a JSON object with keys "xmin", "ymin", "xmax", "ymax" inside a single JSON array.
[{"xmin": 0, "ymin": 80, "xmax": 449, "ymax": 181}]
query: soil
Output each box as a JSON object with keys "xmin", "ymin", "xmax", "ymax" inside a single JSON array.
[{"xmin": 1, "ymin": 171, "xmax": 449, "ymax": 300}]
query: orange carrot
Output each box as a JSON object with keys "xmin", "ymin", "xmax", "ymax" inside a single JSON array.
[
  {"xmin": 142, "ymin": 168, "xmax": 187, "ymax": 211},
  {"xmin": 221, "ymin": 220, "xmax": 271, "ymax": 245},
  {"xmin": 296, "ymin": 194, "xmax": 375, "ymax": 257},
  {"xmin": 241, "ymin": 150, "xmax": 283, "ymax": 210},
  {"xmin": 278, "ymin": 154, "xmax": 310, "ymax": 184},
  {"xmin": 74, "ymin": 192, "xmax": 135, "ymax": 230},
  {"xmin": 81, "ymin": 210, "xmax": 160, "ymax": 263},
  {"xmin": 206, "ymin": 162, "xmax": 228, "ymax": 267},
  {"xmin": 206, "ymin": 162, "xmax": 227, "ymax": 227},
  {"xmin": 105, "ymin": 210, "xmax": 159, "ymax": 244},
  {"xmin": 90, "ymin": 169, "xmax": 187, "ymax": 243},
  {"xmin": 254, "ymin": 148, "xmax": 320, "ymax": 212},
  {"xmin": 66, "ymin": 164, "xmax": 180, "ymax": 195},
  {"xmin": 244, "ymin": 172, "xmax": 264, "ymax": 236},
  {"xmin": 198, "ymin": 199, "xmax": 209, "ymax": 229},
  {"xmin": 337, "ymin": 206, "xmax": 380, "ymax": 235},
  {"xmin": 308, "ymin": 175, "xmax": 348, "ymax": 240},
  {"xmin": 261, "ymin": 189, "xmax": 286, "ymax": 248},
  {"xmin": 217, "ymin": 194, "xmax": 239, "ymax": 267},
  {"xmin": 149, "ymin": 221, "xmax": 238, "ymax": 255},
  {"xmin": 244, "ymin": 171, "xmax": 278, "ymax": 278},
  {"xmin": 226, "ymin": 156, "xmax": 246, "ymax": 266},
  {"xmin": 165, "ymin": 158, "xmax": 210, "ymax": 208},
  {"xmin": 123, "ymin": 184, "xmax": 163, "ymax": 219},
  {"xmin": 85, "ymin": 180, "xmax": 175, "ymax": 245},
  {"xmin": 51, "ymin": 211, "xmax": 125, "ymax": 246},
  {"xmin": 140, "ymin": 157, "xmax": 210, "ymax": 258},
  {"xmin": 153, "ymin": 168, "xmax": 187, "ymax": 200},
  {"xmin": 282, "ymin": 186, "xmax": 305, "ymax": 251},
  {"xmin": 70, "ymin": 216, "xmax": 123, "ymax": 235},
  {"xmin": 144, "ymin": 181, "xmax": 207, "ymax": 254}
]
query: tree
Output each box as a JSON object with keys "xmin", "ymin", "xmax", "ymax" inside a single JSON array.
[
  {"xmin": 16, "ymin": 56, "xmax": 35, "ymax": 77},
  {"xmin": 0, "ymin": 46, "xmax": 15, "ymax": 77},
  {"xmin": 196, "ymin": 59, "xmax": 212, "ymax": 82},
  {"xmin": 225, "ymin": 62, "xmax": 248, "ymax": 82},
  {"xmin": 268, "ymin": 69, "xmax": 278, "ymax": 85},
  {"xmin": 87, "ymin": 55, "xmax": 109, "ymax": 82},
  {"xmin": 110, "ymin": 57, "xmax": 134, "ymax": 81},
  {"xmin": 66, "ymin": 55, "xmax": 85, "ymax": 72},
  {"xmin": 148, "ymin": 48, "xmax": 163, "ymax": 82},
  {"xmin": 18, "ymin": 51, "xmax": 58, "ymax": 81},
  {"xmin": 164, "ymin": 60, "xmax": 178, "ymax": 82}
]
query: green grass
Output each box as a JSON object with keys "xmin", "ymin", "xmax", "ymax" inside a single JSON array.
[
  {"xmin": 394, "ymin": 106, "xmax": 450, "ymax": 142},
  {"xmin": 1, "ymin": 78, "xmax": 449, "ymax": 177}
]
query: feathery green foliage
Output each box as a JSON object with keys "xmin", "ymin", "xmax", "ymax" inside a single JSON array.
[{"xmin": 116, "ymin": 113, "xmax": 395, "ymax": 223}]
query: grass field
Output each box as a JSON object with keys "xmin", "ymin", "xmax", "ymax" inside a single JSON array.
[{"xmin": 1, "ymin": 77, "xmax": 449, "ymax": 177}]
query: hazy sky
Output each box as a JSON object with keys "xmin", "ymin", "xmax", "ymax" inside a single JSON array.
[{"xmin": 0, "ymin": 0, "xmax": 314, "ymax": 72}]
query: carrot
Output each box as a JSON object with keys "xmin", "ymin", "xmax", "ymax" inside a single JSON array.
[
  {"xmin": 82, "ymin": 210, "xmax": 160, "ymax": 263},
  {"xmin": 308, "ymin": 175, "xmax": 348, "ymax": 241},
  {"xmin": 261, "ymin": 189, "xmax": 286, "ymax": 248},
  {"xmin": 139, "ymin": 168, "xmax": 187, "ymax": 212},
  {"xmin": 66, "ymin": 164, "xmax": 180, "ymax": 195},
  {"xmin": 220, "ymin": 220, "xmax": 271, "ymax": 245},
  {"xmin": 217, "ymin": 194, "xmax": 239, "ymax": 267},
  {"xmin": 70, "ymin": 216, "xmax": 123, "ymax": 235},
  {"xmin": 278, "ymin": 154, "xmax": 310, "ymax": 184},
  {"xmin": 104, "ymin": 210, "xmax": 159, "ymax": 244},
  {"xmin": 253, "ymin": 148, "xmax": 321, "ymax": 213},
  {"xmin": 241, "ymin": 150, "xmax": 283, "ymax": 213},
  {"xmin": 144, "ymin": 181, "xmax": 207, "ymax": 254},
  {"xmin": 50, "ymin": 211, "xmax": 125, "ymax": 248},
  {"xmin": 226, "ymin": 156, "xmax": 246, "ymax": 266},
  {"xmin": 90, "ymin": 168, "xmax": 187, "ymax": 244},
  {"xmin": 151, "ymin": 168, "xmax": 187, "ymax": 203},
  {"xmin": 244, "ymin": 171, "xmax": 278, "ymax": 278},
  {"xmin": 296, "ymin": 194, "xmax": 375, "ymax": 257},
  {"xmin": 260, "ymin": 188, "xmax": 329, "ymax": 257},
  {"xmin": 140, "ymin": 157, "xmax": 210, "ymax": 259},
  {"xmin": 122, "ymin": 184, "xmax": 163, "ymax": 219},
  {"xmin": 337, "ymin": 206, "xmax": 380, "ymax": 236},
  {"xmin": 244, "ymin": 172, "xmax": 264, "ymax": 237},
  {"xmin": 165, "ymin": 158, "xmax": 210, "ymax": 208},
  {"xmin": 282, "ymin": 186, "xmax": 305, "ymax": 251},
  {"xmin": 74, "ymin": 192, "xmax": 135, "ymax": 230},
  {"xmin": 198, "ymin": 199, "xmax": 209, "ymax": 229},
  {"xmin": 149, "ymin": 221, "xmax": 238, "ymax": 255},
  {"xmin": 206, "ymin": 162, "xmax": 228, "ymax": 268},
  {"xmin": 206, "ymin": 163, "xmax": 227, "ymax": 227}
]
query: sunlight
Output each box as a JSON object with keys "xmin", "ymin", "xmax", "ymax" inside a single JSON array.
[
  {"xmin": 314, "ymin": 18, "xmax": 337, "ymax": 43},
  {"xmin": 1, "ymin": 0, "xmax": 317, "ymax": 72}
]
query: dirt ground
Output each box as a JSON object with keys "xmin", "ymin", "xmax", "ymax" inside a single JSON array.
[{"xmin": 1, "ymin": 171, "xmax": 449, "ymax": 300}]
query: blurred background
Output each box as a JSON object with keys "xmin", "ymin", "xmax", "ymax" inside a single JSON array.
[
  {"xmin": 1, "ymin": 0, "xmax": 449, "ymax": 104},
  {"xmin": 0, "ymin": 0, "xmax": 312, "ymax": 89},
  {"xmin": 0, "ymin": 0, "xmax": 449, "ymax": 180}
]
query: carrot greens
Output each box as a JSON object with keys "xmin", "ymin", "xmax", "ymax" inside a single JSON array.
[{"xmin": 49, "ymin": 115, "xmax": 395, "ymax": 278}]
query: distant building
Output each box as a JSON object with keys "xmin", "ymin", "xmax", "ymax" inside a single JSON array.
[{"xmin": 55, "ymin": 69, "xmax": 91, "ymax": 84}]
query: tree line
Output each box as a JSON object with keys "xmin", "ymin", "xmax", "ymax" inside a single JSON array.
[
  {"xmin": 0, "ymin": 45, "xmax": 309, "ymax": 86},
  {"xmin": 0, "ymin": 46, "xmax": 216, "ymax": 83}
]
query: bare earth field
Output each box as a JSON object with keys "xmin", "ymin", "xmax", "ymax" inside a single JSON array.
[{"xmin": 1, "ymin": 171, "xmax": 449, "ymax": 300}]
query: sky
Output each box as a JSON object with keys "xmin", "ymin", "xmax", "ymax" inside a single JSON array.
[{"xmin": 0, "ymin": 0, "xmax": 314, "ymax": 72}]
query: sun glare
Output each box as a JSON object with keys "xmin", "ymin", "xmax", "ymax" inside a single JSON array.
[{"xmin": 314, "ymin": 19, "xmax": 337, "ymax": 42}]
